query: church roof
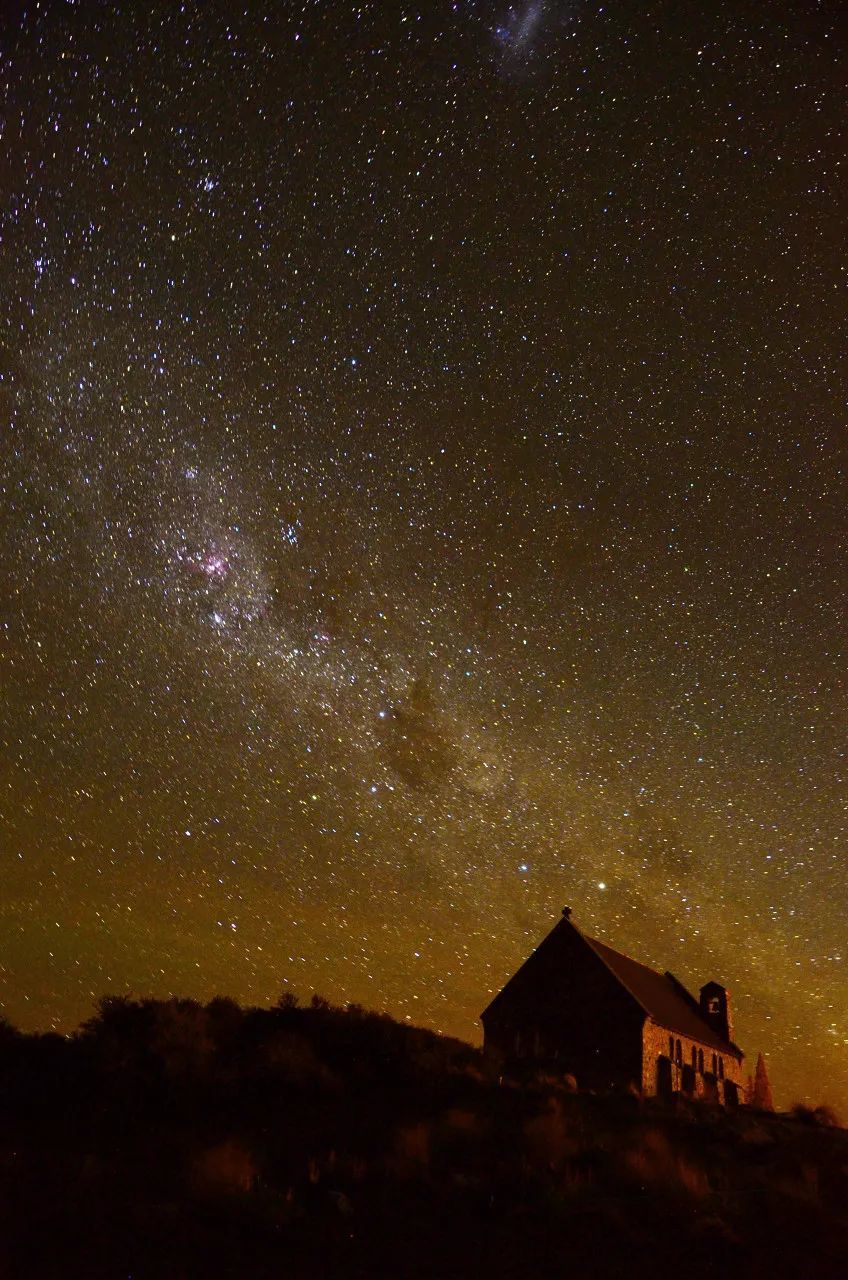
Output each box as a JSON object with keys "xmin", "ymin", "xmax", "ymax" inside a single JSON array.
[
  {"xmin": 582, "ymin": 932, "xmax": 742, "ymax": 1058},
  {"xmin": 481, "ymin": 911, "xmax": 743, "ymax": 1060}
]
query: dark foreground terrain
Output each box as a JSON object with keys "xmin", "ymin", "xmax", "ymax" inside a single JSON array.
[{"xmin": 0, "ymin": 996, "xmax": 845, "ymax": 1279}]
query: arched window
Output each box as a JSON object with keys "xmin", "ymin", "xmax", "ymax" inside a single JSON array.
[
  {"xmin": 698, "ymin": 1049, "xmax": 704, "ymax": 1072},
  {"xmin": 718, "ymin": 1057, "xmax": 724, "ymax": 1079},
  {"xmin": 675, "ymin": 1039, "xmax": 682, "ymax": 1064},
  {"xmin": 711, "ymin": 1053, "xmax": 717, "ymax": 1075},
  {"xmin": 668, "ymin": 1034, "xmax": 674, "ymax": 1059}
]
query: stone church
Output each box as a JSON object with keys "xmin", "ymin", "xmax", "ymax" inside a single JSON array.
[{"xmin": 481, "ymin": 907, "xmax": 744, "ymax": 1104}]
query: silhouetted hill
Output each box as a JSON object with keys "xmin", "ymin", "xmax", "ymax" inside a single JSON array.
[{"xmin": 0, "ymin": 997, "xmax": 845, "ymax": 1279}]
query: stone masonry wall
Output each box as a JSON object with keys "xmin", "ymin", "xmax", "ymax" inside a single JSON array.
[{"xmin": 642, "ymin": 1018, "xmax": 744, "ymax": 1101}]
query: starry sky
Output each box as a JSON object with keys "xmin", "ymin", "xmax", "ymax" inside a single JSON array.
[{"xmin": 1, "ymin": 0, "xmax": 845, "ymax": 1108}]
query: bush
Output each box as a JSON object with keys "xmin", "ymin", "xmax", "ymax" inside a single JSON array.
[
  {"xmin": 791, "ymin": 1103, "xmax": 841, "ymax": 1129},
  {"xmin": 192, "ymin": 1140, "xmax": 258, "ymax": 1195},
  {"xmin": 624, "ymin": 1128, "xmax": 710, "ymax": 1200}
]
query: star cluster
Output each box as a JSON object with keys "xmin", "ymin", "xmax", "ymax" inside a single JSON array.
[{"xmin": 1, "ymin": 0, "xmax": 845, "ymax": 1107}]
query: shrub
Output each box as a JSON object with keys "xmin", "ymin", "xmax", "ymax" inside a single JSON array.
[
  {"xmin": 391, "ymin": 1122, "xmax": 432, "ymax": 1177},
  {"xmin": 192, "ymin": 1140, "xmax": 258, "ymax": 1195},
  {"xmin": 624, "ymin": 1128, "xmax": 710, "ymax": 1200},
  {"xmin": 790, "ymin": 1103, "xmax": 841, "ymax": 1129},
  {"xmin": 523, "ymin": 1096, "xmax": 574, "ymax": 1170}
]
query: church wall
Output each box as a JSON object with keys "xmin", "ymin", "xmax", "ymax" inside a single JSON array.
[{"xmin": 642, "ymin": 1019, "xmax": 744, "ymax": 1103}]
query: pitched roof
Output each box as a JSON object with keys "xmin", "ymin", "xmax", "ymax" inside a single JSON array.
[{"xmin": 583, "ymin": 932, "xmax": 742, "ymax": 1058}]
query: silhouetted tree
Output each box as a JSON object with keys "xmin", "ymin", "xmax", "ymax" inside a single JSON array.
[
  {"xmin": 151, "ymin": 999, "xmax": 214, "ymax": 1078},
  {"xmin": 0, "ymin": 1015, "xmax": 21, "ymax": 1046},
  {"xmin": 205, "ymin": 996, "xmax": 244, "ymax": 1046},
  {"xmin": 80, "ymin": 995, "xmax": 155, "ymax": 1072},
  {"xmin": 750, "ymin": 1052, "xmax": 774, "ymax": 1111}
]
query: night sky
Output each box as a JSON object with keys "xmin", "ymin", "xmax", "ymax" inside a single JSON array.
[{"xmin": 1, "ymin": 0, "xmax": 845, "ymax": 1108}]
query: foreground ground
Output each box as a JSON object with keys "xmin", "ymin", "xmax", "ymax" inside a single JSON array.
[{"xmin": 0, "ymin": 997, "xmax": 845, "ymax": 1278}]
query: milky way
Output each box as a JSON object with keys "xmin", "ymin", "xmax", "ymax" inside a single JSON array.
[{"xmin": 1, "ymin": 0, "xmax": 845, "ymax": 1108}]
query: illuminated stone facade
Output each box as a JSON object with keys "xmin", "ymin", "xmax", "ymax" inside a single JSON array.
[{"xmin": 642, "ymin": 1017, "xmax": 744, "ymax": 1105}]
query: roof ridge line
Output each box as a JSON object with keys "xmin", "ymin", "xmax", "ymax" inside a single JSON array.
[{"xmin": 664, "ymin": 969, "xmax": 702, "ymax": 1012}]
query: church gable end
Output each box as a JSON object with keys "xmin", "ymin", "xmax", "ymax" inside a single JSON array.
[{"xmin": 481, "ymin": 908, "xmax": 645, "ymax": 1091}]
